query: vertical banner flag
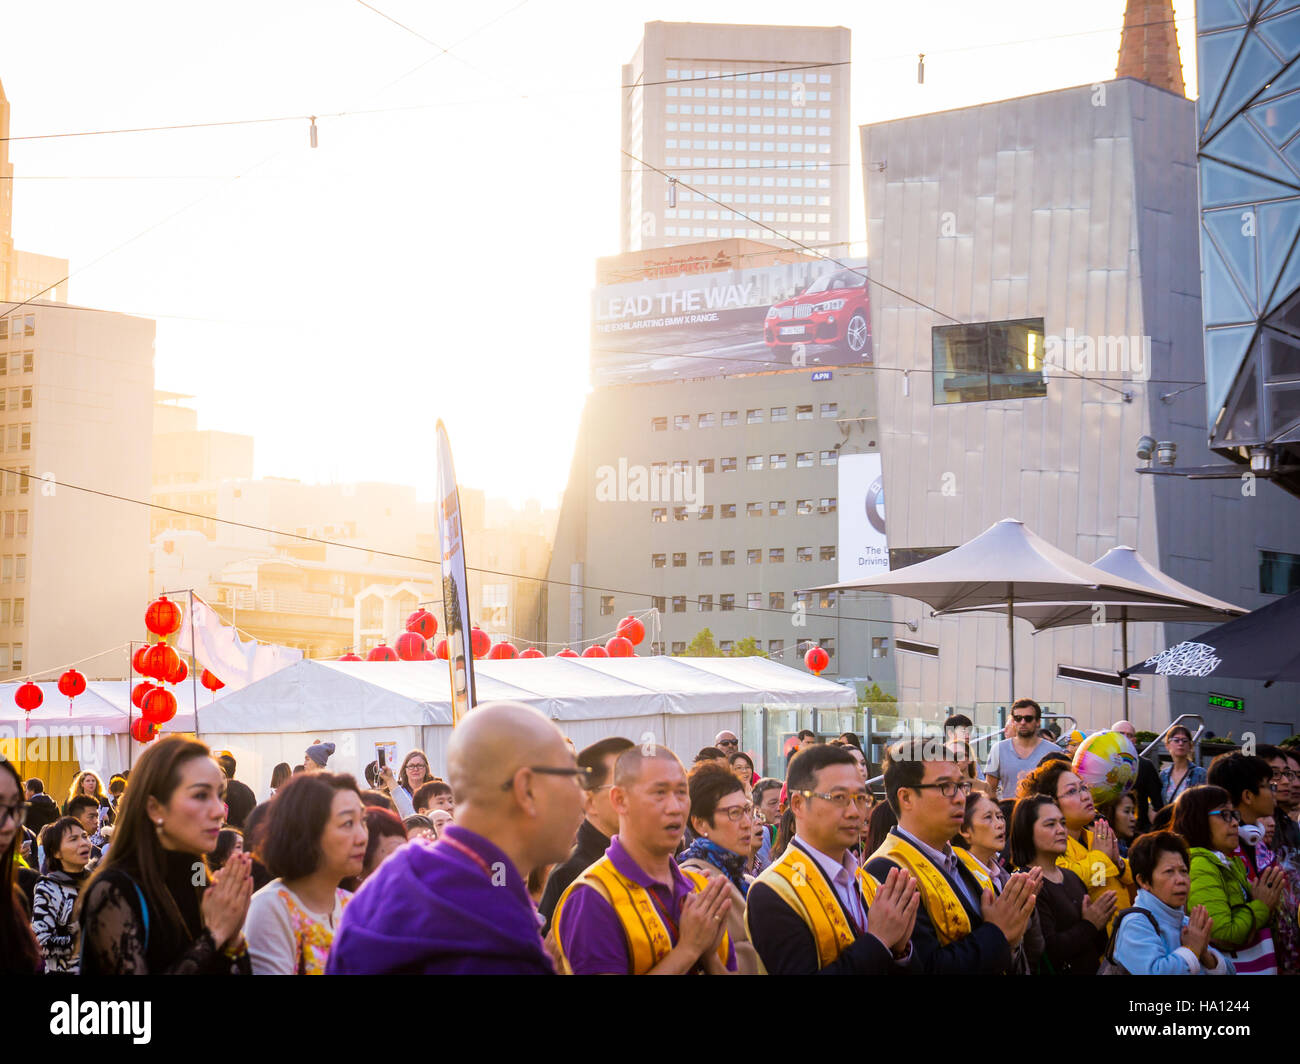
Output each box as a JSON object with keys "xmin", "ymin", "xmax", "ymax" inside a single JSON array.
[
  {"xmin": 837, "ymin": 452, "xmax": 889, "ymax": 583},
  {"xmin": 436, "ymin": 421, "xmax": 476, "ymax": 725}
]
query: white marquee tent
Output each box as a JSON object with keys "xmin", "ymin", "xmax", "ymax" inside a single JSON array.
[{"xmin": 2, "ymin": 657, "xmax": 853, "ymax": 793}]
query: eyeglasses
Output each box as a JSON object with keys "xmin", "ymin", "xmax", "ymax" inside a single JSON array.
[
  {"xmin": 797, "ymin": 790, "xmax": 871, "ymax": 811},
  {"xmin": 1011, "ymin": 714, "xmax": 1038, "ymax": 723},
  {"xmin": 910, "ymin": 780, "xmax": 973, "ymax": 800},
  {"xmin": 500, "ymin": 765, "xmax": 591, "ymax": 791},
  {"xmin": 713, "ymin": 802, "xmax": 754, "ymax": 823},
  {"xmin": 716, "ymin": 739, "xmax": 739, "ymax": 748},
  {"xmin": 1272, "ymin": 771, "xmax": 1298, "ymax": 782},
  {"xmin": 0, "ymin": 801, "xmax": 27, "ymax": 827},
  {"xmin": 1166, "ymin": 735, "xmax": 1190, "ymax": 744},
  {"xmin": 1209, "ymin": 808, "xmax": 1242, "ymax": 824}
]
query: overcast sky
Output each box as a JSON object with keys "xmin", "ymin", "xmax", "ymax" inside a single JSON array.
[{"xmin": 0, "ymin": 0, "xmax": 1195, "ymax": 507}]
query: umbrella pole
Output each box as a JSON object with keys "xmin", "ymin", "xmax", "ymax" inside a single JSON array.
[
  {"xmin": 1007, "ymin": 591, "xmax": 1015, "ymax": 706},
  {"xmin": 1121, "ymin": 617, "xmax": 1130, "ymax": 722}
]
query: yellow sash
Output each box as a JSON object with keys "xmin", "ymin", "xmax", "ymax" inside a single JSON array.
[
  {"xmin": 868, "ymin": 833, "xmax": 972, "ymax": 946},
  {"xmin": 552, "ymin": 856, "xmax": 731, "ymax": 975},
  {"xmin": 745, "ymin": 841, "xmax": 879, "ymax": 969},
  {"xmin": 954, "ymin": 848, "xmax": 996, "ymax": 896},
  {"xmin": 1058, "ymin": 830, "xmax": 1133, "ymax": 929}
]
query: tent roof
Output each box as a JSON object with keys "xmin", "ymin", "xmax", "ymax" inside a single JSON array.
[{"xmin": 0, "ymin": 681, "xmax": 198, "ymax": 733}]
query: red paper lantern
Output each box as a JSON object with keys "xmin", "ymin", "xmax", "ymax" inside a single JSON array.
[
  {"xmin": 145, "ymin": 595, "xmax": 183, "ymax": 638},
  {"xmin": 804, "ymin": 646, "xmax": 830, "ymax": 676},
  {"xmin": 423, "ymin": 649, "xmax": 436, "ymax": 660},
  {"xmin": 200, "ymin": 669, "xmax": 225, "ymax": 691},
  {"xmin": 555, "ymin": 647, "xmax": 579, "ymax": 658},
  {"xmin": 15, "ymin": 681, "xmax": 42, "ymax": 712},
  {"xmin": 582, "ymin": 645, "xmax": 609, "ymax": 658},
  {"xmin": 130, "ymin": 717, "xmax": 159, "ymax": 743},
  {"xmin": 164, "ymin": 655, "xmax": 188, "ymax": 686},
  {"xmin": 488, "ymin": 641, "xmax": 517, "ymax": 660},
  {"xmin": 405, "ymin": 609, "xmax": 438, "ymax": 640},
  {"xmin": 520, "ymin": 647, "xmax": 545, "ymax": 658},
  {"xmin": 470, "ymin": 627, "xmax": 491, "ymax": 659},
  {"xmin": 434, "ymin": 639, "xmax": 448, "ymax": 660},
  {"xmin": 337, "ymin": 653, "xmax": 362, "ymax": 662},
  {"xmin": 395, "ymin": 632, "xmax": 428, "ymax": 661},
  {"xmin": 144, "ymin": 643, "xmax": 180, "ymax": 682},
  {"xmin": 616, "ymin": 616, "xmax": 646, "ymax": 646},
  {"xmin": 57, "ymin": 669, "xmax": 87, "ymax": 700},
  {"xmin": 605, "ymin": 636, "xmax": 635, "ymax": 657},
  {"xmin": 367, "ymin": 643, "xmax": 399, "ymax": 662},
  {"xmin": 141, "ymin": 687, "xmax": 178, "ymax": 724},
  {"xmin": 132, "ymin": 681, "xmax": 157, "ymax": 709},
  {"xmin": 131, "ymin": 646, "xmax": 150, "ymax": 676}
]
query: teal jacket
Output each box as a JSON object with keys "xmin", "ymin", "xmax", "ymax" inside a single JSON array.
[{"xmin": 1187, "ymin": 846, "xmax": 1271, "ymax": 950}]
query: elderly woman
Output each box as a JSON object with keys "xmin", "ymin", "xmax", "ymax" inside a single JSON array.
[
  {"xmin": 1160, "ymin": 726, "xmax": 1207, "ymax": 807},
  {"xmin": 678, "ymin": 765, "xmax": 760, "ymax": 974}
]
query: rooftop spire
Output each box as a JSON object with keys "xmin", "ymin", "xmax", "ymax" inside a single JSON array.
[{"xmin": 1116, "ymin": 0, "xmax": 1186, "ymax": 97}]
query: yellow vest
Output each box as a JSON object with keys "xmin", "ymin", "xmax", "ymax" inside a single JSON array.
[
  {"xmin": 868, "ymin": 832, "xmax": 972, "ymax": 946},
  {"xmin": 745, "ymin": 841, "xmax": 880, "ymax": 969},
  {"xmin": 552, "ymin": 855, "xmax": 731, "ymax": 975},
  {"xmin": 1058, "ymin": 830, "xmax": 1133, "ymax": 929}
]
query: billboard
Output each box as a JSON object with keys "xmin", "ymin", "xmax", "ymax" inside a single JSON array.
[
  {"xmin": 591, "ymin": 256, "xmax": 870, "ymax": 386},
  {"xmin": 837, "ymin": 452, "xmax": 888, "ymax": 583}
]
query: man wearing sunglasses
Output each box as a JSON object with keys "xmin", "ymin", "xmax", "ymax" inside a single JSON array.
[
  {"xmin": 746, "ymin": 744, "xmax": 918, "ymax": 974},
  {"xmin": 867, "ymin": 738, "xmax": 1040, "ymax": 974},
  {"xmin": 984, "ymin": 699, "xmax": 1055, "ymax": 801},
  {"xmin": 328, "ymin": 701, "xmax": 586, "ymax": 975}
]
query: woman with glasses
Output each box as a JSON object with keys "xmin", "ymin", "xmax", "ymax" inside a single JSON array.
[
  {"xmin": 1009, "ymin": 794, "xmax": 1114, "ymax": 974},
  {"xmin": 729, "ymin": 752, "xmax": 757, "ymax": 797},
  {"xmin": 1176, "ymin": 783, "xmax": 1282, "ymax": 974},
  {"xmin": 1160, "ymin": 726, "xmax": 1207, "ymax": 806},
  {"xmin": 1018, "ymin": 759, "xmax": 1132, "ymax": 916},
  {"xmin": 0, "ymin": 757, "xmax": 42, "ymax": 973},
  {"xmin": 679, "ymin": 765, "xmax": 760, "ymax": 973}
]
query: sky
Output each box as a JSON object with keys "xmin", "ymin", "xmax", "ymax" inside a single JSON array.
[{"xmin": 0, "ymin": 0, "xmax": 1196, "ymax": 508}]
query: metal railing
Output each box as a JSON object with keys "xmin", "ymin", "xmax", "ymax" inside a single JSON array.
[{"xmin": 1140, "ymin": 714, "xmax": 1206, "ymax": 762}]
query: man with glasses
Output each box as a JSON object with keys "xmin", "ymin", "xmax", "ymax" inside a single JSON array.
[
  {"xmin": 984, "ymin": 699, "xmax": 1054, "ymax": 801},
  {"xmin": 1258, "ymin": 745, "xmax": 1300, "ymax": 853},
  {"xmin": 867, "ymin": 738, "xmax": 1040, "ymax": 974},
  {"xmin": 747, "ymin": 745, "xmax": 918, "ymax": 974},
  {"xmin": 328, "ymin": 701, "xmax": 586, "ymax": 974},
  {"xmin": 553, "ymin": 746, "xmax": 737, "ymax": 974},
  {"xmin": 538, "ymin": 736, "xmax": 634, "ymax": 935},
  {"xmin": 714, "ymin": 730, "xmax": 740, "ymax": 755}
]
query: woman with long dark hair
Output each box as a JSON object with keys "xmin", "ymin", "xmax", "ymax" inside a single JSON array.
[
  {"xmin": 268, "ymin": 762, "xmax": 292, "ymax": 798},
  {"xmin": 0, "ymin": 756, "xmax": 42, "ymax": 973},
  {"xmin": 77, "ymin": 736, "xmax": 254, "ymax": 975}
]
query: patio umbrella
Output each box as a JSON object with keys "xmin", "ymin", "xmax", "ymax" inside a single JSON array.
[
  {"xmin": 807, "ymin": 519, "xmax": 1195, "ymax": 704},
  {"xmin": 1122, "ymin": 588, "xmax": 1300, "ymax": 686},
  {"xmin": 940, "ymin": 547, "xmax": 1247, "ymax": 718}
]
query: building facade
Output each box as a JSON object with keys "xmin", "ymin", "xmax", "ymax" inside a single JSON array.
[
  {"xmin": 620, "ymin": 21, "xmax": 851, "ymax": 255},
  {"xmin": 862, "ymin": 77, "xmax": 1300, "ymax": 740}
]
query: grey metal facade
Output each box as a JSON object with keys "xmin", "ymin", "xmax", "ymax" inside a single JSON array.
[{"xmin": 863, "ymin": 78, "xmax": 1300, "ymax": 739}]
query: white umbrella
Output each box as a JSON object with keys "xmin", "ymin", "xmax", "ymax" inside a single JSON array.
[
  {"xmin": 939, "ymin": 546, "xmax": 1247, "ymax": 718},
  {"xmin": 806, "ymin": 519, "xmax": 1196, "ymax": 704}
]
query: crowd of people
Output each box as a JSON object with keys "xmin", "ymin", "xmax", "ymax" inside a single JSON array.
[{"xmin": 1, "ymin": 695, "xmax": 1297, "ymax": 976}]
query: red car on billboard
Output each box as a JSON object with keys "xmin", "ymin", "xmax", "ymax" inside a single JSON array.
[{"xmin": 763, "ymin": 268, "xmax": 870, "ymax": 356}]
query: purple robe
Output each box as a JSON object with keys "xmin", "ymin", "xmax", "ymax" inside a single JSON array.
[{"xmin": 326, "ymin": 824, "xmax": 554, "ymax": 975}]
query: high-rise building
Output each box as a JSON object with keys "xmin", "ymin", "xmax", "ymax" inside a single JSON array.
[
  {"xmin": 620, "ymin": 22, "xmax": 850, "ymax": 255},
  {"xmin": 0, "ymin": 78, "xmax": 13, "ymax": 302}
]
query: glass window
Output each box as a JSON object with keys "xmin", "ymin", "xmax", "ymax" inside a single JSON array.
[
  {"xmin": 16, "ymin": 556, "xmax": 27, "ymax": 582},
  {"xmin": 651, "ymin": 461, "xmax": 668, "ymax": 477},
  {"xmin": 697, "ymin": 458, "xmax": 715, "ymax": 474},
  {"xmin": 721, "ymin": 504, "xmax": 736, "ymax": 519},
  {"xmin": 5, "ymin": 426, "xmax": 17, "ymax": 452},
  {"xmin": 672, "ymin": 596, "xmax": 686, "ymax": 613},
  {"xmin": 719, "ymin": 640, "xmax": 735, "ymax": 653},
  {"xmin": 747, "ymin": 548, "xmax": 762, "ymax": 565},
  {"xmin": 600, "ymin": 595, "xmax": 614, "ymax": 615},
  {"xmin": 20, "ymin": 388, "xmax": 30, "ymax": 409},
  {"xmin": 770, "ymin": 406, "xmax": 788, "ymax": 422},
  {"xmin": 721, "ymin": 551, "xmax": 736, "ymax": 566},
  {"xmin": 23, "ymin": 316, "xmax": 34, "ymax": 337},
  {"xmin": 820, "ymin": 449, "xmax": 838, "ymax": 466},
  {"xmin": 720, "ymin": 594, "xmax": 735, "ymax": 611},
  {"xmin": 820, "ymin": 545, "xmax": 837, "ymax": 562},
  {"xmin": 769, "ymin": 591, "xmax": 785, "ymax": 609},
  {"xmin": 16, "ymin": 469, "xmax": 27, "ymax": 496},
  {"xmin": 12, "ymin": 599, "xmax": 21, "ymax": 625},
  {"xmin": 699, "ymin": 594, "xmax": 713, "ymax": 612},
  {"xmin": 11, "ymin": 644, "xmax": 21, "ymax": 669},
  {"xmin": 797, "ymin": 546, "xmax": 813, "ymax": 562},
  {"xmin": 673, "ymin": 507, "xmax": 689, "ymax": 522},
  {"xmin": 747, "ymin": 592, "xmax": 762, "ymax": 610},
  {"xmin": 747, "ymin": 408, "xmax": 763, "ymax": 424},
  {"xmin": 652, "ymin": 553, "xmax": 666, "ymax": 568},
  {"xmin": 747, "ymin": 502, "xmax": 763, "ymax": 518},
  {"xmin": 1261, "ymin": 550, "xmax": 1300, "ymax": 595},
  {"xmin": 19, "ymin": 424, "xmax": 29, "ymax": 451},
  {"xmin": 932, "ymin": 318, "xmax": 1047, "ymax": 404},
  {"xmin": 819, "ymin": 497, "xmax": 837, "ymax": 514},
  {"xmin": 652, "ymin": 596, "xmax": 666, "ymax": 612},
  {"xmin": 671, "ymin": 641, "xmax": 687, "ymax": 655},
  {"xmin": 2, "ymin": 513, "xmax": 12, "ymax": 537},
  {"xmin": 768, "ymin": 639, "xmax": 784, "ymax": 656},
  {"xmin": 651, "ymin": 416, "xmax": 668, "ymax": 431},
  {"xmin": 769, "ymin": 500, "xmax": 786, "ymax": 517},
  {"xmin": 698, "ymin": 551, "xmax": 713, "ymax": 566},
  {"xmin": 651, "ymin": 508, "xmax": 668, "ymax": 523},
  {"xmin": 0, "ymin": 321, "xmax": 6, "ymax": 340},
  {"xmin": 770, "ymin": 453, "xmax": 786, "ymax": 469},
  {"xmin": 796, "ymin": 404, "xmax": 813, "ymax": 420},
  {"xmin": 672, "ymin": 552, "xmax": 686, "ymax": 567},
  {"xmin": 746, "ymin": 455, "xmax": 763, "ymax": 471},
  {"xmin": 721, "ymin": 457, "xmax": 737, "ymax": 472},
  {"xmin": 698, "ymin": 505, "xmax": 714, "ymax": 520},
  {"xmin": 796, "ymin": 499, "xmax": 814, "ymax": 515},
  {"xmin": 820, "ymin": 403, "xmax": 837, "ymax": 418},
  {"xmin": 819, "ymin": 592, "xmax": 837, "ymax": 609},
  {"xmin": 698, "ymin": 412, "xmax": 716, "ymax": 428},
  {"xmin": 674, "ymin": 414, "xmax": 690, "ymax": 430},
  {"xmin": 769, "ymin": 548, "xmax": 784, "ymax": 563},
  {"xmin": 0, "ymin": 557, "xmax": 10, "ymax": 582},
  {"xmin": 722, "ymin": 410, "xmax": 738, "ymax": 427},
  {"xmin": 797, "ymin": 452, "xmax": 814, "ymax": 468}
]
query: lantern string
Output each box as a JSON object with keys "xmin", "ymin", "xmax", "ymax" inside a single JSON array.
[
  {"xmin": 9, "ymin": 642, "xmax": 134, "ymax": 685},
  {"xmin": 376, "ymin": 606, "xmax": 663, "ymax": 656}
]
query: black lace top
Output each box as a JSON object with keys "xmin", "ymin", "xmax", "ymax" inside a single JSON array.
[{"xmin": 78, "ymin": 849, "xmax": 250, "ymax": 976}]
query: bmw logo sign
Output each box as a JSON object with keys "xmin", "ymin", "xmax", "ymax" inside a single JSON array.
[{"xmin": 865, "ymin": 476, "xmax": 886, "ymax": 535}]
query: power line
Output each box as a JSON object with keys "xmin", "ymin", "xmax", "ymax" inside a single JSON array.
[{"xmin": 0, "ymin": 466, "xmax": 910, "ymax": 629}]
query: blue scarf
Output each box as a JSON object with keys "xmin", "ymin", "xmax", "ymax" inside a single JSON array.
[{"xmin": 678, "ymin": 837, "xmax": 750, "ymax": 896}]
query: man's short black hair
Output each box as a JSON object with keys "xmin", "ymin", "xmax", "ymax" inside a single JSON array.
[
  {"xmin": 797, "ymin": 729, "xmax": 816, "ymax": 741},
  {"xmin": 882, "ymin": 738, "xmax": 949, "ymax": 816},
  {"xmin": 216, "ymin": 752, "xmax": 237, "ymax": 778},
  {"xmin": 412, "ymin": 779, "xmax": 453, "ymax": 811},
  {"xmin": 943, "ymin": 714, "xmax": 973, "ymax": 733},
  {"xmin": 1127, "ymin": 830, "xmax": 1190, "ymax": 887},
  {"xmin": 753, "ymin": 777, "xmax": 782, "ymax": 806},
  {"xmin": 695, "ymin": 747, "xmax": 726, "ymax": 762},
  {"xmin": 837, "ymin": 732, "xmax": 862, "ymax": 750},
  {"xmin": 24, "ymin": 778, "xmax": 42, "ymax": 794},
  {"xmin": 1256, "ymin": 744, "xmax": 1287, "ymax": 764},
  {"xmin": 1207, "ymin": 753, "xmax": 1273, "ymax": 806},
  {"xmin": 578, "ymin": 737, "xmax": 636, "ymax": 789},
  {"xmin": 788, "ymin": 744, "xmax": 858, "ymax": 797},
  {"xmin": 67, "ymin": 794, "xmax": 99, "ymax": 817}
]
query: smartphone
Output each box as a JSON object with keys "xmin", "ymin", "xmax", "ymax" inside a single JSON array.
[{"xmin": 377, "ymin": 746, "xmax": 387, "ymax": 769}]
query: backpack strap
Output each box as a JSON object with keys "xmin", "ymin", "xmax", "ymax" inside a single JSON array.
[{"xmin": 1104, "ymin": 906, "xmax": 1158, "ymax": 966}]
